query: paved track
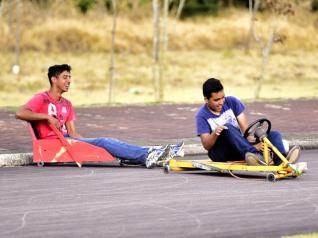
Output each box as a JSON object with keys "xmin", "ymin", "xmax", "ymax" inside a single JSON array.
[
  {"xmin": 0, "ymin": 150, "xmax": 317, "ymax": 238},
  {"xmin": 1, "ymin": 99, "xmax": 318, "ymax": 154}
]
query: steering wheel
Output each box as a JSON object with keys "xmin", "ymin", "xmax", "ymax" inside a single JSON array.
[{"xmin": 244, "ymin": 118, "xmax": 271, "ymax": 144}]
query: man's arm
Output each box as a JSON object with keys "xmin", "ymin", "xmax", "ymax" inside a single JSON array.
[
  {"xmin": 65, "ymin": 121, "xmax": 82, "ymax": 138},
  {"xmin": 236, "ymin": 112, "xmax": 248, "ymax": 134},
  {"xmin": 237, "ymin": 112, "xmax": 263, "ymax": 151},
  {"xmin": 15, "ymin": 105, "xmax": 60, "ymax": 128},
  {"xmin": 200, "ymin": 112, "xmax": 249, "ymax": 151},
  {"xmin": 199, "ymin": 125, "xmax": 227, "ymax": 151}
]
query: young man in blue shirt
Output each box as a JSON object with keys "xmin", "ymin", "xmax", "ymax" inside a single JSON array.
[{"xmin": 195, "ymin": 78, "xmax": 301, "ymax": 165}]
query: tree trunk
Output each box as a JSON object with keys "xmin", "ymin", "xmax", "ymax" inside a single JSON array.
[
  {"xmin": 163, "ymin": 0, "xmax": 169, "ymax": 52},
  {"xmin": 255, "ymin": 29, "xmax": 275, "ymax": 99},
  {"xmin": 13, "ymin": 0, "xmax": 21, "ymax": 75},
  {"xmin": 253, "ymin": 0, "xmax": 294, "ymax": 99},
  {"xmin": 0, "ymin": 0, "xmax": 3, "ymax": 17},
  {"xmin": 176, "ymin": 0, "xmax": 185, "ymax": 19},
  {"xmin": 152, "ymin": 0, "xmax": 162, "ymax": 102},
  {"xmin": 108, "ymin": 0, "xmax": 117, "ymax": 103},
  {"xmin": 245, "ymin": 0, "xmax": 260, "ymax": 52}
]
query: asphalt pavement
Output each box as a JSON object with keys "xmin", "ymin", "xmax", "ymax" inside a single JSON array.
[
  {"xmin": 0, "ymin": 99, "xmax": 318, "ymax": 238},
  {"xmin": 0, "ymin": 150, "xmax": 317, "ymax": 238},
  {"xmin": 1, "ymin": 99, "xmax": 318, "ymax": 166}
]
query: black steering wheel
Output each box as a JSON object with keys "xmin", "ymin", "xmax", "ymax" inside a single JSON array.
[{"xmin": 244, "ymin": 118, "xmax": 271, "ymax": 144}]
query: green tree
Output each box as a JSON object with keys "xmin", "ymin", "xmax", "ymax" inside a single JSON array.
[
  {"xmin": 76, "ymin": 0, "xmax": 97, "ymax": 14},
  {"xmin": 180, "ymin": 0, "xmax": 219, "ymax": 18},
  {"xmin": 312, "ymin": 0, "xmax": 318, "ymax": 11}
]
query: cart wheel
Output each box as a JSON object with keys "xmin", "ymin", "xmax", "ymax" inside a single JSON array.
[
  {"xmin": 266, "ymin": 173, "xmax": 276, "ymax": 182},
  {"xmin": 164, "ymin": 164, "xmax": 170, "ymax": 174},
  {"xmin": 37, "ymin": 161, "xmax": 44, "ymax": 167}
]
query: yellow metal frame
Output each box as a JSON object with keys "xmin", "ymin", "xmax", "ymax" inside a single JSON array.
[{"xmin": 165, "ymin": 136, "xmax": 304, "ymax": 181}]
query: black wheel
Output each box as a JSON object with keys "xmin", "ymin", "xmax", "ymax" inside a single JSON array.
[
  {"xmin": 119, "ymin": 159, "xmax": 140, "ymax": 166},
  {"xmin": 37, "ymin": 161, "xmax": 44, "ymax": 167},
  {"xmin": 266, "ymin": 173, "xmax": 276, "ymax": 182},
  {"xmin": 244, "ymin": 118, "xmax": 271, "ymax": 144},
  {"xmin": 163, "ymin": 164, "xmax": 170, "ymax": 174}
]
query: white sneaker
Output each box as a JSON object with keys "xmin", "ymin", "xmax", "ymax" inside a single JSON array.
[
  {"xmin": 170, "ymin": 141, "xmax": 185, "ymax": 158},
  {"xmin": 150, "ymin": 142, "xmax": 184, "ymax": 157},
  {"xmin": 145, "ymin": 145, "xmax": 170, "ymax": 169},
  {"xmin": 283, "ymin": 139, "xmax": 290, "ymax": 153},
  {"xmin": 290, "ymin": 162, "xmax": 308, "ymax": 174},
  {"xmin": 286, "ymin": 146, "xmax": 301, "ymax": 164}
]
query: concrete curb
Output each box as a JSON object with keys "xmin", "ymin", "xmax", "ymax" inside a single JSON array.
[
  {"xmin": 1, "ymin": 140, "xmax": 318, "ymax": 167},
  {"xmin": 184, "ymin": 139, "xmax": 318, "ymax": 156},
  {"xmin": 0, "ymin": 153, "xmax": 33, "ymax": 167},
  {"xmin": 289, "ymin": 139, "xmax": 318, "ymax": 150}
]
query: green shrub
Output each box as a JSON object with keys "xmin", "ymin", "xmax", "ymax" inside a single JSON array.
[
  {"xmin": 102, "ymin": 0, "xmax": 111, "ymax": 11},
  {"xmin": 312, "ymin": 0, "xmax": 318, "ymax": 12},
  {"xmin": 76, "ymin": 0, "xmax": 97, "ymax": 14},
  {"xmin": 181, "ymin": 0, "xmax": 219, "ymax": 18}
]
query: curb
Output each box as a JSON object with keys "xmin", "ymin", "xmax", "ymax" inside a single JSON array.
[
  {"xmin": 0, "ymin": 153, "xmax": 33, "ymax": 167},
  {"xmin": 185, "ymin": 139, "xmax": 318, "ymax": 155},
  {"xmin": 288, "ymin": 139, "xmax": 318, "ymax": 150},
  {"xmin": 1, "ymin": 140, "xmax": 318, "ymax": 167}
]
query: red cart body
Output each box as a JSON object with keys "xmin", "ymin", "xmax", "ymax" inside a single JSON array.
[{"xmin": 28, "ymin": 123, "xmax": 115, "ymax": 166}]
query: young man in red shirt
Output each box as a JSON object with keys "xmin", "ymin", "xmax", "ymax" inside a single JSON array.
[{"xmin": 16, "ymin": 64, "xmax": 184, "ymax": 168}]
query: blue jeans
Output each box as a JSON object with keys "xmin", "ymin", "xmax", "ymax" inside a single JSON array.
[
  {"xmin": 72, "ymin": 137, "xmax": 149, "ymax": 164},
  {"xmin": 208, "ymin": 123, "xmax": 286, "ymax": 164}
]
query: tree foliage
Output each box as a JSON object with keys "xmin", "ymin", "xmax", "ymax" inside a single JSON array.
[
  {"xmin": 312, "ymin": 0, "xmax": 318, "ymax": 11},
  {"xmin": 76, "ymin": 0, "xmax": 97, "ymax": 14},
  {"xmin": 26, "ymin": 0, "xmax": 317, "ymax": 16}
]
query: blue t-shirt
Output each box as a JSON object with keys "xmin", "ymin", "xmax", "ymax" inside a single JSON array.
[{"xmin": 196, "ymin": 96, "xmax": 245, "ymax": 136}]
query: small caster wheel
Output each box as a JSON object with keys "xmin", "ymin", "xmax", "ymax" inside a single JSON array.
[
  {"xmin": 266, "ymin": 173, "xmax": 276, "ymax": 182},
  {"xmin": 37, "ymin": 161, "xmax": 44, "ymax": 167},
  {"xmin": 163, "ymin": 164, "xmax": 170, "ymax": 174}
]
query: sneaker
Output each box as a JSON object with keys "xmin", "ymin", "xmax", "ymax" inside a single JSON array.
[
  {"xmin": 286, "ymin": 146, "xmax": 301, "ymax": 164},
  {"xmin": 145, "ymin": 145, "xmax": 170, "ymax": 169},
  {"xmin": 282, "ymin": 139, "xmax": 290, "ymax": 153},
  {"xmin": 170, "ymin": 141, "xmax": 185, "ymax": 158},
  {"xmin": 245, "ymin": 152, "xmax": 266, "ymax": 166}
]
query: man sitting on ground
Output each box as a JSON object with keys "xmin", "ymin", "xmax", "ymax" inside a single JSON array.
[
  {"xmin": 195, "ymin": 78, "xmax": 301, "ymax": 165},
  {"xmin": 16, "ymin": 64, "xmax": 183, "ymax": 168}
]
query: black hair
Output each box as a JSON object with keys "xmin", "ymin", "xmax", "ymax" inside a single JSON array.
[
  {"xmin": 47, "ymin": 64, "xmax": 71, "ymax": 85},
  {"xmin": 202, "ymin": 78, "xmax": 224, "ymax": 99}
]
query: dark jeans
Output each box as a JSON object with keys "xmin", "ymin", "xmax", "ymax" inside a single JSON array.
[{"xmin": 208, "ymin": 123, "xmax": 286, "ymax": 164}]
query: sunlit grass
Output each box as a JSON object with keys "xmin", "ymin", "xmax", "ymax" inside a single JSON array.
[
  {"xmin": 1, "ymin": 2, "xmax": 317, "ymax": 107},
  {"xmin": 1, "ymin": 5, "xmax": 318, "ymax": 53},
  {"xmin": 1, "ymin": 50, "xmax": 317, "ymax": 107}
]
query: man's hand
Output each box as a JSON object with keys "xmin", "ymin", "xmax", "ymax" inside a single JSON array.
[
  {"xmin": 213, "ymin": 125, "xmax": 228, "ymax": 136},
  {"xmin": 200, "ymin": 125, "xmax": 228, "ymax": 150},
  {"xmin": 47, "ymin": 116, "xmax": 60, "ymax": 129},
  {"xmin": 253, "ymin": 142, "xmax": 264, "ymax": 152}
]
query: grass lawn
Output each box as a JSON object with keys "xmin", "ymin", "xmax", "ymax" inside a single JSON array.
[{"xmin": 0, "ymin": 49, "xmax": 317, "ymax": 107}]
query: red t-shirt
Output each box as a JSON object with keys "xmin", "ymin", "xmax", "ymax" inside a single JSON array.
[{"xmin": 26, "ymin": 91, "xmax": 76, "ymax": 139}]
